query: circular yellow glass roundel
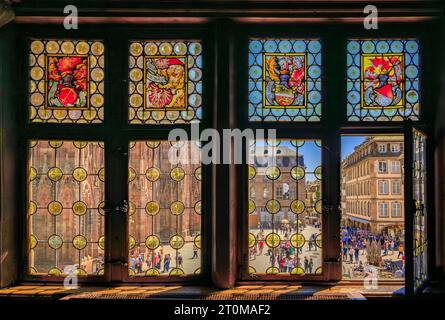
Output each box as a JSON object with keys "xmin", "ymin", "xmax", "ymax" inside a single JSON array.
[
  {"xmin": 170, "ymin": 201, "xmax": 185, "ymax": 215},
  {"xmin": 194, "ymin": 167, "xmax": 202, "ymax": 180},
  {"xmin": 130, "ymin": 42, "xmax": 143, "ymax": 56},
  {"xmin": 29, "ymin": 234, "xmax": 38, "ymax": 249},
  {"xmin": 73, "ymin": 141, "xmax": 88, "ymax": 149},
  {"xmin": 248, "ymin": 266, "xmax": 256, "ymax": 274},
  {"xmin": 47, "ymin": 167, "xmax": 63, "ymax": 182},
  {"xmin": 98, "ymin": 168, "xmax": 105, "ymax": 182},
  {"xmin": 290, "ymin": 200, "xmax": 305, "ymax": 214},
  {"xmin": 266, "ymin": 266, "xmax": 280, "ymax": 275},
  {"xmin": 265, "ymin": 233, "xmax": 281, "ymax": 248},
  {"xmin": 290, "ymin": 233, "xmax": 305, "ymax": 248},
  {"xmin": 315, "ymin": 267, "xmax": 322, "ymax": 275},
  {"xmin": 72, "ymin": 201, "xmax": 87, "ymax": 216},
  {"xmin": 91, "ymin": 42, "xmax": 104, "ymax": 55},
  {"xmin": 159, "ymin": 42, "xmax": 173, "ymax": 55},
  {"xmin": 315, "ymin": 200, "xmax": 322, "ymax": 213},
  {"xmin": 98, "ymin": 236, "xmax": 105, "ymax": 250},
  {"xmin": 248, "ymin": 233, "xmax": 256, "ymax": 248},
  {"xmin": 194, "ymin": 235, "xmax": 201, "ymax": 249},
  {"xmin": 194, "ymin": 268, "xmax": 202, "ymax": 275},
  {"xmin": 61, "ymin": 41, "xmax": 75, "ymax": 54},
  {"xmin": 248, "ymin": 165, "xmax": 256, "ymax": 180},
  {"xmin": 315, "ymin": 234, "xmax": 322, "ymax": 248},
  {"xmin": 31, "ymin": 40, "xmax": 44, "ymax": 54},
  {"xmin": 146, "ymin": 141, "xmax": 161, "ymax": 149},
  {"xmin": 265, "ymin": 167, "xmax": 280, "ymax": 180},
  {"xmin": 76, "ymin": 41, "xmax": 90, "ymax": 54},
  {"xmin": 129, "ymin": 235, "xmax": 136, "ymax": 250},
  {"xmin": 145, "ymin": 167, "xmax": 160, "ymax": 182},
  {"xmin": 72, "ymin": 167, "xmax": 88, "ymax": 182},
  {"xmin": 290, "ymin": 267, "xmax": 305, "ymax": 275},
  {"xmin": 128, "ymin": 201, "xmax": 136, "ymax": 216},
  {"xmin": 291, "ymin": 166, "xmax": 305, "ymax": 180},
  {"xmin": 29, "ymin": 167, "xmax": 37, "ymax": 181},
  {"xmin": 266, "ymin": 199, "xmax": 280, "ymax": 214},
  {"xmin": 72, "ymin": 235, "xmax": 88, "ymax": 250},
  {"xmin": 145, "ymin": 201, "xmax": 160, "ymax": 216},
  {"xmin": 144, "ymin": 43, "xmax": 158, "ymax": 55},
  {"xmin": 28, "ymin": 201, "xmax": 37, "ymax": 216},
  {"xmin": 194, "ymin": 201, "xmax": 202, "ymax": 215},
  {"xmin": 145, "ymin": 235, "xmax": 160, "ymax": 250},
  {"xmin": 145, "ymin": 268, "xmax": 160, "ymax": 276},
  {"xmin": 48, "ymin": 201, "xmax": 63, "ymax": 216},
  {"xmin": 248, "ymin": 200, "xmax": 256, "ymax": 214},
  {"xmin": 49, "ymin": 140, "xmax": 63, "ymax": 148},
  {"xmin": 169, "ymin": 268, "xmax": 185, "ymax": 276},
  {"xmin": 48, "ymin": 234, "xmax": 63, "ymax": 250},
  {"xmin": 174, "ymin": 42, "xmax": 187, "ymax": 55},
  {"xmin": 128, "ymin": 167, "xmax": 136, "ymax": 182},
  {"xmin": 170, "ymin": 235, "xmax": 185, "ymax": 249},
  {"xmin": 48, "ymin": 267, "xmax": 62, "ymax": 276},
  {"xmin": 170, "ymin": 167, "xmax": 185, "ymax": 182},
  {"xmin": 315, "ymin": 166, "xmax": 322, "ymax": 180}
]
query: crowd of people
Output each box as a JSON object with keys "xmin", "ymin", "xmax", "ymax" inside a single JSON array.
[
  {"xmin": 129, "ymin": 244, "xmax": 199, "ymax": 274},
  {"xmin": 250, "ymin": 223, "xmax": 321, "ymax": 274},
  {"xmin": 341, "ymin": 225, "xmax": 405, "ymax": 277}
]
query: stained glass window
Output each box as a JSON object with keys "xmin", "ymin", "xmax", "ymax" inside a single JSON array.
[
  {"xmin": 413, "ymin": 129, "xmax": 428, "ymax": 289},
  {"xmin": 247, "ymin": 139, "xmax": 322, "ymax": 275},
  {"xmin": 128, "ymin": 41, "xmax": 203, "ymax": 124},
  {"xmin": 29, "ymin": 40, "xmax": 105, "ymax": 123},
  {"xmin": 347, "ymin": 39, "xmax": 420, "ymax": 121},
  {"xmin": 248, "ymin": 39, "xmax": 322, "ymax": 122},
  {"xmin": 128, "ymin": 141, "xmax": 201, "ymax": 276},
  {"xmin": 28, "ymin": 140, "xmax": 105, "ymax": 276}
]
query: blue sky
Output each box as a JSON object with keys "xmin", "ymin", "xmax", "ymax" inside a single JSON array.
[{"xmin": 341, "ymin": 136, "xmax": 366, "ymax": 160}]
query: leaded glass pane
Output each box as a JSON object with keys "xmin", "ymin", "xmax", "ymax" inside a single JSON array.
[
  {"xmin": 248, "ymin": 39, "xmax": 322, "ymax": 122},
  {"xmin": 413, "ymin": 129, "xmax": 428, "ymax": 289},
  {"xmin": 128, "ymin": 141, "xmax": 201, "ymax": 276},
  {"xmin": 248, "ymin": 139, "xmax": 322, "ymax": 275},
  {"xmin": 29, "ymin": 40, "xmax": 105, "ymax": 123},
  {"xmin": 347, "ymin": 39, "xmax": 420, "ymax": 121},
  {"xmin": 28, "ymin": 140, "xmax": 105, "ymax": 276},
  {"xmin": 128, "ymin": 41, "xmax": 203, "ymax": 124}
]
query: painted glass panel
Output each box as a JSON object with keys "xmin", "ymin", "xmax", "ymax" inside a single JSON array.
[
  {"xmin": 248, "ymin": 39, "xmax": 322, "ymax": 122},
  {"xmin": 29, "ymin": 40, "xmax": 105, "ymax": 123},
  {"xmin": 347, "ymin": 39, "xmax": 420, "ymax": 121},
  {"xmin": 28, "ymin": 140, "xmax": 105, "ymax": 276},
  {"xmin": 128, "ymin": 141, "xmax": 201, "ymax": 276},
  {"xmin": 248, "ymin": 139, "xmax": 322, "ymax": 275},
  {"xmin": 128, "ymin": 41, "xmax": 203, "ymax": 124},
  {"xmin": 413, "ymin": 129, "xmax": 428, "ymax": 289}
]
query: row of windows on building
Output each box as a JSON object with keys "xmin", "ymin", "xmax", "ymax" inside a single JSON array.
[
  {"xmin": 345, "ymin": 201, "xmax": 402, "ymax": 218},
  {"xmin": 345, "ymin": 160, "xmax": 401, "ymax": 180},
  {"xmin": 345, "ymin": 179, "xmax": 401, "ymax": 196},
  {"xmin": 345, "ymin": 143, "xmax": 402, "ymax": 165}
]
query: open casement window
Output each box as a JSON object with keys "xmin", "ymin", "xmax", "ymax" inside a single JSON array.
[
  {"xmin": 21, "ymin": 27, "xmax": 210, "ymax": 283},
  {"xmin": 411, "ymin": 128, "xmax": 431, "ymax": 292},
  {"xmin": 237, "ymin": 23, "xmax": 434, "ymax": 290}
]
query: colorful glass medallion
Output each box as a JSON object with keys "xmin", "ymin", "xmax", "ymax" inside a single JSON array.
[
  {"xmin": 249, "ymin": 39, "xmax": 322, "ymax": 122},
  {"xmin": 29, "ymin": 40, "xmax": 105, "ymax": 123},
  {"xmin": 129, "ymin": 41, "xmax": 203, "ymax": 124},
  {"xmin": 347, "ymin": 39, "xmax": 420, "ymax": 121}
]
